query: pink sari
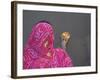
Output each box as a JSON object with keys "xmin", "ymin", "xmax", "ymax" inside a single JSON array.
[{"xmin": 23, "ymin": 21, "xmax": 73, "ymax": 69}]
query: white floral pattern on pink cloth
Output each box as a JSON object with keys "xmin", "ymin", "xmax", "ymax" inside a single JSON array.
[{"xmin": 23, "ymin": 21, "xmax": 73, "ymax": 69}]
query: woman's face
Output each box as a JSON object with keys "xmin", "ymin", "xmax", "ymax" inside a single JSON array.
[
  {"xmin": 44, "ymin": 40, "xmax": 49, "ymax": 48},
  {"xmin": 40, "ymin": 35, "xmax": 52, "ymax": 56}
]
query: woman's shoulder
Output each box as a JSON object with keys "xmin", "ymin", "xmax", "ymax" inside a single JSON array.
[
  {"xmin": 55, "ymin": 48, "xmax": 68, "ymax": 54},
  {"xmin": 55, "ymin": 48, "xmax": 68, "ymax": 58},
  {"xmin": 55, "ymin": 48, "xmax": 73, "ymax": 67}
]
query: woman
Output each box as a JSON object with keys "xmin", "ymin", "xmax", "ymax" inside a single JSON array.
[{"xmin": 23, "ymin": 21, "xmax": 73, "ymax": 69}]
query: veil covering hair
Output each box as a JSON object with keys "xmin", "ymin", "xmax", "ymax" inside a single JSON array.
[{"xmin": 23, "ymin": 21, "xmax": 73, "ymax": 69}]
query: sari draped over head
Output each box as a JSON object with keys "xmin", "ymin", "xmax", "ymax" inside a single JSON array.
[{"xmin": 23, "ymin": 21, "xmax": 73, "ymax": 69}]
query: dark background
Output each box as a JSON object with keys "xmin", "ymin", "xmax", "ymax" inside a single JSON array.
[{"xmin": 23, "ymin": 10, "xmax": 91, "ymax": 66}]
